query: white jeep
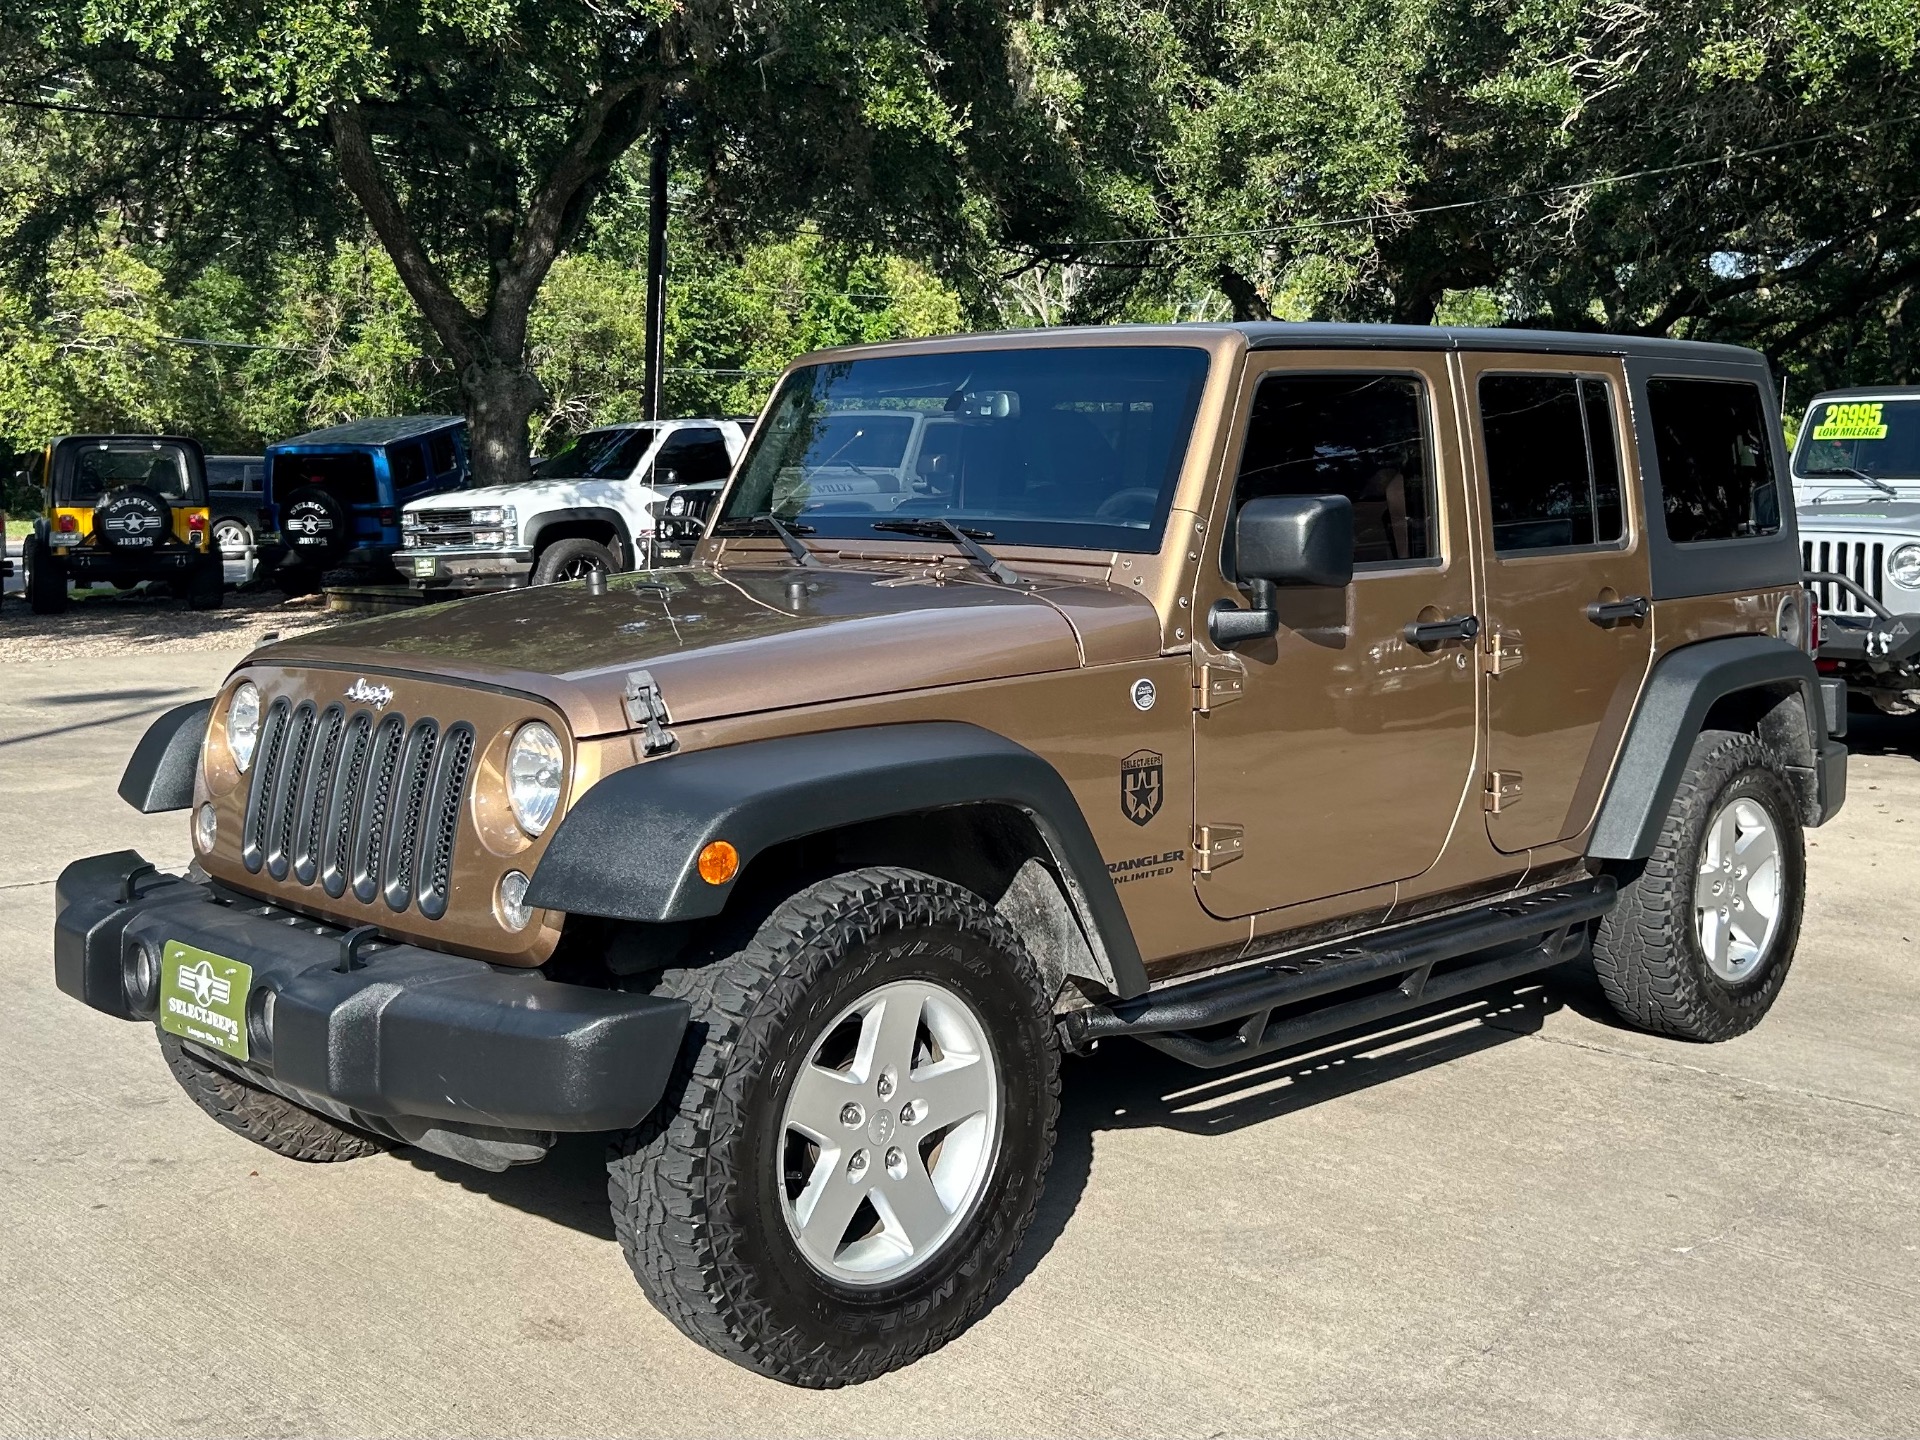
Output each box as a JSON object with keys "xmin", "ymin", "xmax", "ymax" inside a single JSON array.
[
  {"xmin": 401, "ymin": 418, "xmax": 746, "ymax": 592},
  {"xmin": 1793, "ymin": 386, "xmax": 1920, "ymax": 714}
]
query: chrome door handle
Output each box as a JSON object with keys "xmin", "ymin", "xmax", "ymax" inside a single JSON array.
[
  {"xmin": 1585, "ymin": 595, "xmax": 1649, "ymax": 626},
  {"xmin": 1403, "ymin": 613, "xmax": 1481, "ymax": 648}
]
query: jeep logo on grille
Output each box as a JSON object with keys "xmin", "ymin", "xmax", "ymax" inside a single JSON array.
[{"xmin": 345, "ymin": 678, "xmax": 394, "ymax": 710}]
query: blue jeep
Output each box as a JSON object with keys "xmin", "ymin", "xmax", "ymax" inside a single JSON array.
[{"xmin": 264, "ymin": 416, "xmax": 469, "ymax": 588}]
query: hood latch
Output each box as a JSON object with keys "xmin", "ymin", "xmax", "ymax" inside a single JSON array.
[{"xmin": 624, "ymin": 669, "xmax": 677, "ymax": 756}]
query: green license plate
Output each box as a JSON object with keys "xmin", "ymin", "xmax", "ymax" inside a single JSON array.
[
  {"xmin": 158, "ymin": 942, "xmax": 253, "ymax": 1061},
  {"xmin": 412, "ymin": 557, "xmax": 436, "ymax": 577}
]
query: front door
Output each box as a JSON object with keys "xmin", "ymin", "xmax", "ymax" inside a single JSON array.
[
  {"xmin": 1191, "ymin": 354, "xmax": 1481, "ymax": 920},
  {"xmin": 1461, "ymin": 355, "xmax": 1656, "ymax": 852}
]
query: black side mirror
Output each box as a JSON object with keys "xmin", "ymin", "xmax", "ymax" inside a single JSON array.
[{"xmin": 1209, "ymin": 494, "xmax": 1355, "ymax": 646}]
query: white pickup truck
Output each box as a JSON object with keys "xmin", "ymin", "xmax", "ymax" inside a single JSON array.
[{"xmin": 400, "ymin": 418, "xmax": 747, "ymax": 593}]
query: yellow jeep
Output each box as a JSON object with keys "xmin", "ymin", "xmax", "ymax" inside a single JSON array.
[{"xmin": 24, "ymin": 435, "xmax": 223, "ymax": 613}]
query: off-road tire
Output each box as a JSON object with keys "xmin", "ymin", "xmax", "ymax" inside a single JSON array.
[
  {"xmin": 24, "ymin": 536, "xmax": 67, "ymax": 614},
  {"xmin": 1592, "ymin": 729, "xmax": 1806, "ymax": 1041},
  {"xmin": 531, "ymin": 537, "xmax": 618, "ymax": 585},
  {"xmin": 608, "ymin": 867, "xmax": 1060, "ymax": 1387},
  {"xmin": 158, "ymin": 1031, "xmax": 386, "ymax": 1162}
]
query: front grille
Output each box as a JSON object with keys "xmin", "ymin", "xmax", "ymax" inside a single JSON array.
[
  {"xmin": 241, "ymin": 697, "xmax": 472, "ymax": 919},
  {"xmin": 407, "ymin": 508, "xmax": 477, "ymax": 548},
  {"xmin": 680, "ymin": 490, "xmax": 718, "ymax": 523},
  {"xmin": 1804, "ymin": 537, "xmax": 1885, "ymax": 615}
]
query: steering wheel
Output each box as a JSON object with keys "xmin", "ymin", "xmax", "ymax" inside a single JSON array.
[{"xmin": 1094, "ymin": 488, "xmax": 1158, "ymax": 524}]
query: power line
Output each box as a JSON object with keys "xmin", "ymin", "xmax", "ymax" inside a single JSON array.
[
  {"xmin": 1050, "ymin": 111, "xmax": 1920, "ymax": 251},
  {"xmin": 0, "ymin": 95, "xmax": 236, "ymax": 124}
]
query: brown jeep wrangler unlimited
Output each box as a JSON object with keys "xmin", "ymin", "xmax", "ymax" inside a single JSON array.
[{"xmin": 56, "ymin": 325, "xmax": 1846, "ymax": 1386}]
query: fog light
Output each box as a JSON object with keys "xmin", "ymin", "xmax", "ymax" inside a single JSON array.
[
  {"xmin": 698, "ymin": 840, "xmax": 740, "ymax": 885},
  {"xmin": 123, "ymin": 941, "xmax": 161, "ymax": 1014},
  {"xmin": 497, "ymin": 870, "xmax": 533, "ymax": 931},
  {"xmin": 194, "ymin": 802, "xmax": 218, "ymax": 852}
]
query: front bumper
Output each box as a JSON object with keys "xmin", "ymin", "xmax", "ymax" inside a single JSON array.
[
  {"xmin": 1818, "ymin": 611, "xmax": 1920, "ymax": 667},
  {"xmin": 403, "ymin": 547, "xmax": 533, "ymax": 591},
  {"xmin": 54, "ymin": 851, "xmax": 689, "ymax": 1141}
]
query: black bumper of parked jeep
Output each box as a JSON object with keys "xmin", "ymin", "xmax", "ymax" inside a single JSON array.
[{"xmin": 53, "ymin": 851, "xmax": 690, "ymax": 1142}]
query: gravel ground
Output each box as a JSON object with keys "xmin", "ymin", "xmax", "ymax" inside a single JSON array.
[{"xmin": 0, "ymin": 583, "xmax": 341, "ymax": 663}]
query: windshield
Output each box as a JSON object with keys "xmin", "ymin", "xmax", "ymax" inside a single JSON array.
[
  {"xmin": 534, "ymin": 426, "xmax": 657, "ymax": 481},
  {"xmin": 1794, "ymin": 398, "xmax": 1920, "ymax": 485},
  {"xmin": 721, "ymin": 345, "xmax": 1212, "ymax": 551},
  {"xmin": 66, "ymin": 441, "xmax": 195, "ymax": 502}
]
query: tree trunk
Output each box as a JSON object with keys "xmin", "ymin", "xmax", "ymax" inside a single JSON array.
[{"xmin": 462, "ymin": 360, "xmax": 549, "ymax": 488}]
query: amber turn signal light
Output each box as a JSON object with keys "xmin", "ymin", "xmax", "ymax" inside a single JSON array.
[{"xmin": 697, "ymin": 840, "xmax": 739, "ymax": 885}]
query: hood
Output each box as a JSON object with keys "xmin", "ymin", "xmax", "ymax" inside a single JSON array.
[
  {"xmin": 406, "ymin": 482, "xmax": 538, "ymax": 507},
  {"xmin": 261, "ymin": 562, "xmax": 1163, "ymax": 736},
  {"xmin": 1797, "ymin": 497, "xmax": 1920, "ymax": 532}
]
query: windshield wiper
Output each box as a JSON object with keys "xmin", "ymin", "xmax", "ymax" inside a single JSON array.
[
  {"xmin": 711, "ymin": 513, "xmax": 822, "ymax": 566},
  {"xmin": 1822, "ymin": 464, "xmax": 1900, "ymax": 498},
  {"xmin": 870, "ymin": 518, "xmax": 1021, "ymax": 585}
]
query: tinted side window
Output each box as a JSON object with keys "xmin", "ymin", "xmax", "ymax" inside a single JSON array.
[
  {"xmin": 1647, "ymin": 378, "xmax": 1780, "ymax": 543},
  {"xmin": 1480, "ymin": 374, "xmax": 1623, "ymax": 552},
  {"xmin": 1234, "ymin": 373, "xmax": 1435, "ymax": 565},
  {"xmin": 390, "ymin": 443, "xmax": 427, "ymax": 490},
  {"xmin": 657, "ymin": 428, "xmax": 734, "ymax": 484},
  {"xmin": 207, "ymin": 460, "xmax": 243, "ymax": 493},
  {"xmin": 429, "ymin": 431, "xmax": 457, "ymax": 474}
]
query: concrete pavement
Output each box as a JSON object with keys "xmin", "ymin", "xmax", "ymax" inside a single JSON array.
[{"xmin": 2, "ymin": 650, "xmax": 1916, "ymax": 1436}]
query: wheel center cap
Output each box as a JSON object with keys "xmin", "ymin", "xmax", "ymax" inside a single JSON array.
[{"xmin": 867, "ymin": 1108, "xmax": 896, "ymax": 1144}]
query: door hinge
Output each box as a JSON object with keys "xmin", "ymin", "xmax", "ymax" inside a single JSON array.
[
  {"xmin": 623, "ymin": 668, "xmax": 678, "ymax": 756},
  {"xmin": 1194, "ymin": 823, "xmax": 1245, "ymax": 874},
  {"xmin": 1486, "ymin": 628, "xmax": 1525, "ymax": 676},
  {"xmin": 1484, "ymin": 770, "xmax": 1523, "ymax": 813},
  {"xmin": 1195, "ymin": 660, "xmax": 1246, "ymax": 713}
]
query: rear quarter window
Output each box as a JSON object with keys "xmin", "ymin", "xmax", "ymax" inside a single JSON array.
[{"xmin": 1647, "ymin": 378, "xmax": 1781, "ymax": 543}]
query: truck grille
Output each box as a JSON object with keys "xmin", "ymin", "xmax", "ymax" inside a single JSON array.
[
  {"xmin": 408, "ymin": 508, "xmax": 476, "ymax": 548},
  {"xmin": 1803, "ymin": 537, "xmax": 1885, "ymax": 615},
  {"xmin": 241, "ymin": 697, "xmax": 475, "ymax": 920},
  {"xmin": 680, "ymin": 490, "xmax": 718, "ymax": 523}
]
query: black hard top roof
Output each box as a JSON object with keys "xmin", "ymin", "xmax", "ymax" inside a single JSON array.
[
  {"xmin": 1233, "ymin": 322, "xmax": 1762, "ymax": 363},
  {"xmin": 1805, "ymin": 385, "xmax": 1920, "ymax": 403},
  {"xmin": 271, "ymin": 415, "xmax": 464, "ymax": 449}
]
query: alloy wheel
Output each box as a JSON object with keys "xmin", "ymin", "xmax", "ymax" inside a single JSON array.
[
  {"xmin": 1694, "ymin": 795, "xmax": 1784, "ymax": 983},
  {"xmin": 777, "ymin": 979, "xmax": 1001, "ymax": 1286}
]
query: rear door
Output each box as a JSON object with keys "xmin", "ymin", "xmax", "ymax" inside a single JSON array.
[{"xmin": 1461, "ymin": 354, "xmax": 1655, "ymax": 852}]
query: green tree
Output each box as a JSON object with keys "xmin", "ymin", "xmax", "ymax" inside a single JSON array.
[{"xmin": 3, "ymin": 0, "xmax": 1098, "ymax": 483}]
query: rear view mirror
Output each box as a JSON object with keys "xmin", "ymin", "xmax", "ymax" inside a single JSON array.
[{"xmin": 1210, "ymin": 494, "xmax": 1354, "ymax": 646}]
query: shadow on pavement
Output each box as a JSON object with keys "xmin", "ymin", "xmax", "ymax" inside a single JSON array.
[
  {"xmin": 1843, "ymin": 709, "xmax": 1920, "ymax": 761},
  {"xmin": 408, "ymin": 965, "xmax": 1581, "ymax": 1304}
]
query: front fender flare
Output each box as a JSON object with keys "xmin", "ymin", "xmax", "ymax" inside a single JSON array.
[
  {"xmin": 118, "ymin": 698, "xmax": 213, "ymax": 813},
  {"xmin": 525, "ymin": 721, "xmax": 1148, "ymax": 998}
]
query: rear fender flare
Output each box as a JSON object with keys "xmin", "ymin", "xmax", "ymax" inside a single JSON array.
[
  {"xmin": 525, "ymin": 722, "xmax": 1148, "ymax": 999},
  {"xmin": 1587, "ymin": 636, "xmax": 1827, "ymax": 860}
]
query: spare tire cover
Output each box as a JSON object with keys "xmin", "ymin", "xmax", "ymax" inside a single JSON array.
[
  {"xmin": 280, "ymin": 485, "xmax": 350, "ymax": 563},
  {"xmin": 93, "ymin": 486, "xmax": 173, "ymax": 550}
]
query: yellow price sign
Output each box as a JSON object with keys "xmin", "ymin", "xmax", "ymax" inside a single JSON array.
[{"xmin": 1811, "ymin": 401, "xmax": 1888, "ymax": 442}]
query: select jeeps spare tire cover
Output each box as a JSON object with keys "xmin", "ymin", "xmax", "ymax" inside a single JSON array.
[
  {"xmin": 280, "ymin": 485, "xmax": 350, "ymax": 563},
  {"xmin": 93, "ymin": 486, "xmax": 173, "ymax": 550}
]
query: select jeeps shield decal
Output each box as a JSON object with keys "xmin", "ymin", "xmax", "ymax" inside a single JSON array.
[{"xmin": 1120, "ymin": 749, "xmax": 1164, "ymax": 827}]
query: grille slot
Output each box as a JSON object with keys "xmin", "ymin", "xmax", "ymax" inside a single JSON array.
[
  {"xmin": 239, "ymin": 695, "xmax": 473, "ymax": 920},
  {"xmin": 416, "ymin": 724, "xmax": 475, "ymax": 919},
  {"xmin": 382, "ymin": 721, "xmax": 441, "ymax": 913},
  {"xmin": 241, "ymin": 698, "xmax": 292, "ymax": 873},
  {"xmin": 1804, "ymin": 537, "xmax": 1885, "ymax": 615}
]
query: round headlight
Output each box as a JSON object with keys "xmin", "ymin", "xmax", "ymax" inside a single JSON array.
[
  {"xmin": 1889, "ymin": 544, "xmax": 1920, "ymax": 589},
  {"xmin": 506, "ymin": 722, "xmax": 563, "ymax": 836},
  {"xmin": 668, "ymin": 492, "xmax": 688, "ymax": 516},
  {"xmin": 228, "ymin": 682, "xmax": 262, "ymax": 772}
]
